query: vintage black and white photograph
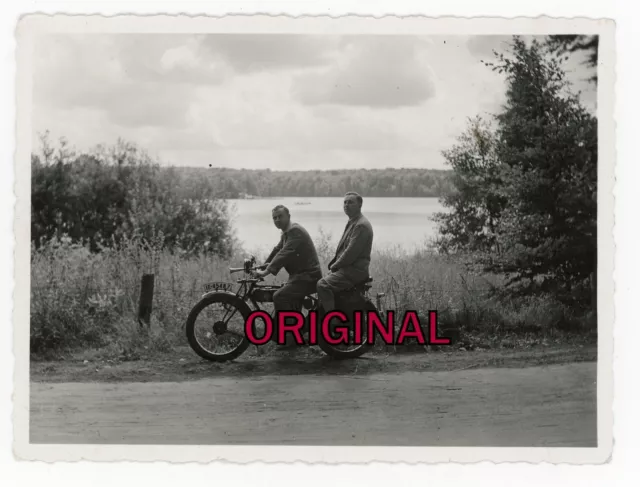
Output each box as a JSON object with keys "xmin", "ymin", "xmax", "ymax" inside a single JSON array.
[{"xmin": 13, "ymin": 15, "xmax": 614, "ymax": 463}]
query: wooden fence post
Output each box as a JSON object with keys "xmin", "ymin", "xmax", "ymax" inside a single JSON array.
[{"xmin": 138, "ymin": 273, "xmax": 155, "ymax": 329}]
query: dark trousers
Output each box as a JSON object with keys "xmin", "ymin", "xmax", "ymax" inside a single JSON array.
[
  {"xmin": 272, "ymin": 274, "xmax": 319, "ymax": 341},
  {"xmin": 316, "ymin": 269, "xmax": 361, "ymax": 313},
  {"xmin": 273, "ymin": 274, "xmax": 319, "ymax": 312}
]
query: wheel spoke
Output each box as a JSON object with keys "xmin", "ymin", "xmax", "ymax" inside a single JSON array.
[{"xmin": 187, "ymin": 296, "xmax": 250, "ymax": 360}]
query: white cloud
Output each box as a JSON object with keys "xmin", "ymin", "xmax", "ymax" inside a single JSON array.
[
  {"xmin": 466, "ymin": 35, "xmax": 513, "ymax": 58},
  {"xmin": 31, "ymin": 33, "xmax": 597, "ymax": 171},
  {"xmin": 292, "ymin": 36, "xmax": 436, "ymax": 108},
  {"xmin": 198, "ymin": 34, "xmax": 337, "ymax": 73},
  {"xmin": 32, "ymin": 34, "xmax": 226, "ymax": 139},
  {"xmin": 176, "ymin": 71, "xmax": 409, "ymax": 155}
]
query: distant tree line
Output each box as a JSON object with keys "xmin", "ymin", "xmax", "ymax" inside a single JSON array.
[{"xmin": 174, "ymin": 167, "xmax": 455, "ymax": 199}]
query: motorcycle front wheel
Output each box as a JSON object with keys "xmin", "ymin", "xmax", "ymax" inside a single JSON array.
[{"xmin": 185, "ymin": 292, "xmax": 254, "ymax": 362}]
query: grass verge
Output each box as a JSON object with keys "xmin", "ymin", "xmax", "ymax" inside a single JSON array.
[{"xmin": 30, "ymin": 232, "xmax": 596, "ymax": 362}]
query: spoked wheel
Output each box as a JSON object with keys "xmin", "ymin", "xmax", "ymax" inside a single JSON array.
[
  {"xmin": 185, "ymin": 293, "xmax": 254, "ymax": 362},
  {"xmin": 316, "ymin": 297, "xmax": 377, "ymax": 359}
]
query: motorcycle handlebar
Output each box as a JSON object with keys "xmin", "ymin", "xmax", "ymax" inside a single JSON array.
[
  {"xmin": 238, "ymin": 277, "xmax": 264, "ymax": 283},
  {"xmin": 229, "ymin": 265, "xmax": 266, "ymax": 274}
]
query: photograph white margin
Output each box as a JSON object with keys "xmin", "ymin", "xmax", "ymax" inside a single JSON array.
[{"xmin": 12, "ymin": 13, "xmax": 616, "ymax": 465}]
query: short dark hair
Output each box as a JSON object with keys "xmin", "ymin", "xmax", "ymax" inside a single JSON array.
[
  {"xmin": 272, "ymin": 204, "xmax": 290, "ymax": 215},
  {"xmin": 344, "ymin": 192, "xmax": 363, "ymax": 205}
]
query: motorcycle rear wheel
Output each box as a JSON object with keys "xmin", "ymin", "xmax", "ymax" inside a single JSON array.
[{"xmin": 315, "ymin": 297, "xmax": 378, "ymax": 359}]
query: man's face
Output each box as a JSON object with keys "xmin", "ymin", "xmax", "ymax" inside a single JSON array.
[
  {"xmin": 272, "ymin": 208, "xmax": 290, "ymax": 230},
  {"xmin": 343, "ymin": 195, "xmax": 361, "ymax": 218}
]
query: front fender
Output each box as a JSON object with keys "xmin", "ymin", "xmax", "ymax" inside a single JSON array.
[
  {"xmin": 186, "ymin": 291, "xmax": 255, "ymax": 330},
  {"xmin": 200, "ymin": 290, "xmax": 261, "ymax": 314},
  {"xmin": 201, "ymin": 289, "xmax": 238, "ymax": 300}
]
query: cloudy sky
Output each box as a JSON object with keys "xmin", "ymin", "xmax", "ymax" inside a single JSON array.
[{"xmin": 32, "ymin": 34, "xmax": 597, "ymax": 171}]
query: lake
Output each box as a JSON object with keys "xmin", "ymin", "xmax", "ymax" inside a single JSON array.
[{"xmin": 227, "ymin": 197, "xmax": 446, "ymax": 254}]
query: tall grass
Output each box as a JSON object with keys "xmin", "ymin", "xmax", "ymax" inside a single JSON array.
[{"xmin": 30, "ymin": 229, "xmax": 596, "ymax": 360}]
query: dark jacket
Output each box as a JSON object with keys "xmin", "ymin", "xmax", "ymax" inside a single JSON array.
[
  {"xmin": 265, "ymin": 222, "xmax": 322, "ymax": 280},
  {"xmin": 328, "ymin": 213, "xmax": 373, "ymax": 281}
]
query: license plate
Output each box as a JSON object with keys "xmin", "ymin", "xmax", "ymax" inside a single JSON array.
[{"xmin": 203, "ymin": 281, "xmax": 233, "ymax": 293}]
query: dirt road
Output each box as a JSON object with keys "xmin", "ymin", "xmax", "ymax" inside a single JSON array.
[{"xmin": 30, "ymin": 361, "xmax": 597, "ymax": 447}]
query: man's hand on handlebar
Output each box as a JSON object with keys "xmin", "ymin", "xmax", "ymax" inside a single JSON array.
[{"xmin": 255, "ymin": 266, "xmax": 270, "ymax": 279}]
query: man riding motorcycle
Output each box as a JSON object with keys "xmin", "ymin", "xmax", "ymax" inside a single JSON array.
[{"xmin": 255, "ymin": 205, "xmax": 322, "ymax": 348}]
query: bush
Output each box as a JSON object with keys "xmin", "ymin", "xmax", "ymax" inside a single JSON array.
[
  {"xmin": 31, "ymin": 133, "xmax": 237, "ymax": 257},
  {"xmin": 29, "ymin": 233, "xmax": 245, "ymax": 359}
]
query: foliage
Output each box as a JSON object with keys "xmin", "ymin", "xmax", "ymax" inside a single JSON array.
[
  {"xmin": 31, "ymin": 133, "xmax": 236, "ymax": 257},
  {"xmin": 432, "ymin": 116, "xmax": 504, "ymax": 254},
  {"xmin": 178, "ymin": 167, "xmax": 455, "ymax": 199},
  {"xmin": 545, "ymin": 34, "xmax": 598, "ymax": 83},
  {"xmin": 433, "ymin": 36, "xmax": 597, "ymax": 300}
]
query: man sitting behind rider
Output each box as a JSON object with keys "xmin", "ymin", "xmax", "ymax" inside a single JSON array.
[
  {"xmin": 316, "ymin": 192, "xmax": 373, "ymax": 317},
  {"xmin": 255, "ymin": 205, "xmax": 322, "ymax": 346}
]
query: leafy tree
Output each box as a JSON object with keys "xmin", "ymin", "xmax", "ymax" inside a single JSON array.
[
  {"xmin": 31, "ymin": 134, "xmax": 236, "ymax": 257},
  {"xmin": 434, "ymin": 36, "xmax": 597, "ymax": 299},
  {"xmin": 488, "ymin": 37, "xmax": 597, "ymax": 293},
  {"xmin": 432, "ymin": 116, "xmax": 504, "ymax": 253}
]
